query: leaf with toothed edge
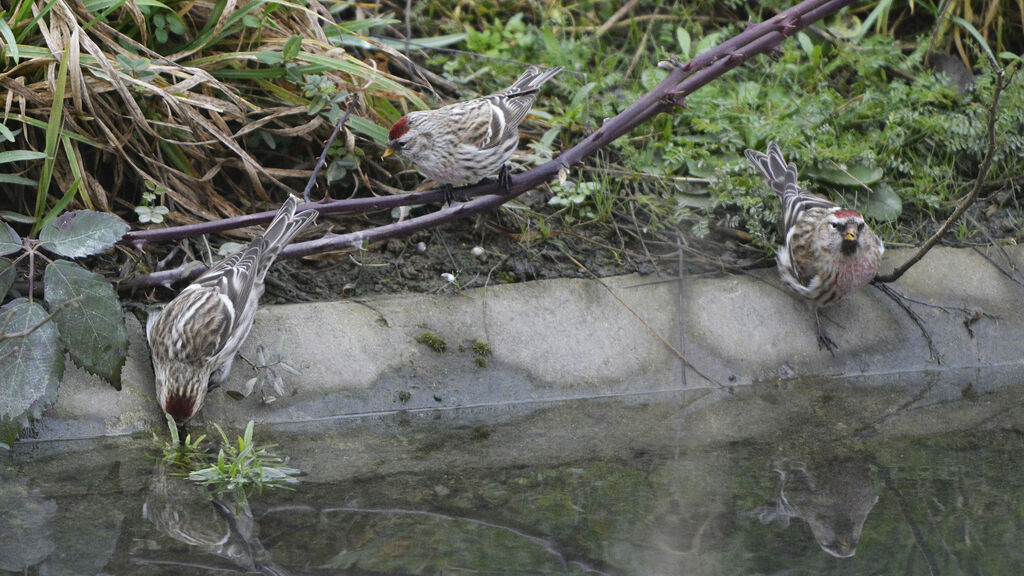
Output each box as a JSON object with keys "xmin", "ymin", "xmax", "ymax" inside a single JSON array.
[
  {"xmin": 38, "ymin": 210, "xmax": 129, "ymax": 258},
  {"xmin": 0, "ymin": 299, "xmax": 64, "ymax": 444},
  {"xmin": 43, "ymin": 260, "xmax": 127, "ymax": 388},
  {"xmin": 0, "ymin": 221, "xmax": 19, "ymax": 256},
  {"xmin": 0, "ymin": 259, "xmax": 13, "ymax": 302}
]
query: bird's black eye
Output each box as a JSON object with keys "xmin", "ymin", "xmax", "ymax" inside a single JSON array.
[
  {"xmin": 832, "ymin": 222, "xmax": 842, "ymax": 229},
  {"xmin": 395, "ymin": 140, "xmax": 405, "ymax": 149},
  {"xmin": 857, "ymin": 222, "xmax": 864, "ymax": 231}
]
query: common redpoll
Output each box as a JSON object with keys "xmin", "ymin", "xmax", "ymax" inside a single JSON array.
[
  {"xmin": 383, "ymin": 65, "xmax": 563, "ymax": 191},
  {"xmin": 147, "ymin": 196, "xmax": 317, "ymax": 423},
  {"xmin": 745, "ymin": 142, "xmax": 884, "ymax": 354}
]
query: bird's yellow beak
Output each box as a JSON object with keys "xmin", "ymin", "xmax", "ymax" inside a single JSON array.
[
  {"xmin": 844, "ymin": 230, "xmax": 858, "ymax": 242},
  {"xmin": 382, "ymin": 146, "xmax": 396, "ymax": 159}
]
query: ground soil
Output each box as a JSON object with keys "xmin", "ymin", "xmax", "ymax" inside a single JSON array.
[{"xmin": 260, "ymin": 202, "xmax": 669, "ymax": 305}]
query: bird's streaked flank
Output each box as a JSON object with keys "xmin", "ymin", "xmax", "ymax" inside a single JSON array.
[{"xmin": 148, "ymin": 196, "xmax": 317, "ymax": 423}]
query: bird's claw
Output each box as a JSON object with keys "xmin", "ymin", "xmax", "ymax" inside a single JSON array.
[
  {"xmin": 815, "ymin": 311, "xmax": 838, "ymax": 357},
  {"xmin": 442, "ymin": 184, "xmax": 457, "ymax": 206},
  {"xmin": 498, "ymin": 164, "xmax": 513, "ymax": 194}
]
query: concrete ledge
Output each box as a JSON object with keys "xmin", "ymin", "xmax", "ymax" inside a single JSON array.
[{"xmin": 26, "ymin": 246, "xmax": 1024, "ymax": 442}]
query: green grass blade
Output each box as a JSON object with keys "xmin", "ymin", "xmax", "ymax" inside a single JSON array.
[
  {"xmin": 34, "ymin": 37, "xmax": 71, "ymax": 234},
  {"xmin": 39, "ymin": 179, "xmax": 80, "ymax": 230},
  {"xmin": 0, "ymin": 18, "xmax": 19, "ymax": 62},
  {"xmin": 950, "ymin": 17, "xmax": 999, "ymax": 69},
  {"xmin": 0, "ymin": 150, "xmax": 46, "ymax": 164},
  {"xmin": 14, "ymin": 0, "xmax": 61, "ymax": 42},
  {"xmin": 0, "ymin": 174, "xmax": 37, "ymax": 186},
  {"xmin": 61, "ymin": 134, "xmax": 92, "ymax": 210}
]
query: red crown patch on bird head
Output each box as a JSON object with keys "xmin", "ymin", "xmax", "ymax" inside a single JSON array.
[
  {"xmin": 833, "ymin": 209, "xmax": 863, "ymax": 221},
  {"xmin": 164, "ymin": 392, "xmax": 196, "ymax": 423},
  {"xmin": 388, "ymin": 116, "xmax": 410, "ymax": 141}
]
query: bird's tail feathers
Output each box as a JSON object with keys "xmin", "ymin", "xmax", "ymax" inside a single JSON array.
[
  {"xmin": 744, "ymin": 141, "xmax": 800, "ymax": 201},
  {"xmin": 505, "ymin": 65, "xmax": 563, "ymax": 97},
  {"xmin": 260, "ymin": 195, "xmax": 318, "ymax": 260}
]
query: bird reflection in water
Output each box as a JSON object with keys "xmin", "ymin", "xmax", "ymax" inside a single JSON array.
[
  {"xmin": 748, "ymin": 455, "xmax": 879, "ymax": 558},
  {"xmin": 136, "ymin": 462, "xmax": 289, "ymax": 575}
]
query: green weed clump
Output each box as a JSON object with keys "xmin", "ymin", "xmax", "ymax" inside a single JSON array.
[
  {"xmin": 416, "ymin": 331, "xmax": 448, "ymax": 353},
  {"xmin": 154, "ymin": 416, "xmax": 298, "ymax": 507}
]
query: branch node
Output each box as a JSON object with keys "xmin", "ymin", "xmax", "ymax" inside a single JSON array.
[{"xmin": 777, "ymin": 17, "xmax": 800, "ymax": 36}]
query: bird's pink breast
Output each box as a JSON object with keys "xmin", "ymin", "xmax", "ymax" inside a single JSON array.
[{"xmin": 835, "ymin": 257, "xmax": 878, "ymax": 296}]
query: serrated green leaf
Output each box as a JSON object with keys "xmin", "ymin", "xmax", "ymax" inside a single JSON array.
[
  {"xmin": 0, "ymin": 298, "xmax": 64, "ymax": 444},
  {"xmin": 0, "ymin": 259, "xmax": 13, "ymax": 302},
  {"xmin": 813, "ymin": 165, "xmax": 884, "ymax": 187},
  {"xmin": 44, "ymin": 260, "xmax": 126, "ymax": 386},
  {"xmin": 0, "ymin": 221, "xmax": 20, "ymax": 256},
  {"xmin": 38, "ymin": 210, "xmax": 129, "ymax": 258}
]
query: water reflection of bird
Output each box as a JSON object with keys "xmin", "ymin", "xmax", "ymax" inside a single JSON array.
[
  {"xmin": 749, "ymin": 456, "xmax": 879, "ymax": 558},
  {"xmin": 139, "ymin": 463, "xmax": 290, "ymax": 575}
]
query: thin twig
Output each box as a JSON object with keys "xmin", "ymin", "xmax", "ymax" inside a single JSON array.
[
  {"xmin": 557, "ymin": 247, "xmax": 721, "ymax": 388},
  {"xmin": 875, "ymin": 66, "xmax": 1009, "ymax": 283},
  {"xmin": 871, "ymin": 282, "xmax": 940, "ymax": 364},
  {"xmin": 303, "ymin": 104, "xmax": 354, "ymax": 203}
]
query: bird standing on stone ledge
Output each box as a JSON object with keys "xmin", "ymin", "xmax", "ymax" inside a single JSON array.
[
  {"xmin": 745, "ymin": 142, "xmax": 884, "ymax": 354},
  {"xmin": 147, "ymin": 195, "xmax": 317, "ymax": 424}
]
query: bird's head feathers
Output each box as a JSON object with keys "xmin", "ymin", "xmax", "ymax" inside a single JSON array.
[
  {"xmin": 388, "ymin": 116, "xmax": 410, "ymax": 141},
  {"xmin": 155, "ymin": 361, "xmax": 210, "ymax": 424},
  {"xmin": 826, "ymin": 209, "xmax": 867, "ymax": 254}
]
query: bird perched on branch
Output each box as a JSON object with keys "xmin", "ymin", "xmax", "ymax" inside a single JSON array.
[
  {"xmin": 745, "ymin": 142, "xmax": 884, "ymax": 354},
  {"xmin": 383, "ymin": 65, "xmax": 563, "ymax": 193},
  {"xmin": 147, "ymin": 195, "xmax": 317, "ymax": 424}
]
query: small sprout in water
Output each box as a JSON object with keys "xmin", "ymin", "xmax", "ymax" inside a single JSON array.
[
  {"xmin": 397, "ymin": 390, "xmax": 411, "ymax": 403},
  {"xmin": 416, "ymin": 331, "xmax": 447, "ymax": 353},
  {"xmin": 154, "ymin": 413, "xmax": 207, "ymax": 468},
  {"xmin": 188, "ymin": 420, "xmax": 299, "ymax": 508}
]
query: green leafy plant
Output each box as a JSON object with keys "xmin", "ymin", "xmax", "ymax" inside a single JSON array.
[
  {"xmin": 0, "ymin": 210, "xmax": 129, "ymax": 443},
  {"xmin": 154, "ymin": 414, "xmax": 208, "ymax": 469},
  {"xmin": 187, "ymin": 420, "xmax": 300, "ymax": 507},
  {"xmin": 135, "ymin": 181, "xmax": 170, "ymax": 224}
]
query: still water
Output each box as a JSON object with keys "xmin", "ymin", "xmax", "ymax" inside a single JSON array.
[{"xmin": 2, "ymin": 378, "xmax": 1022, "ymax": 575}]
